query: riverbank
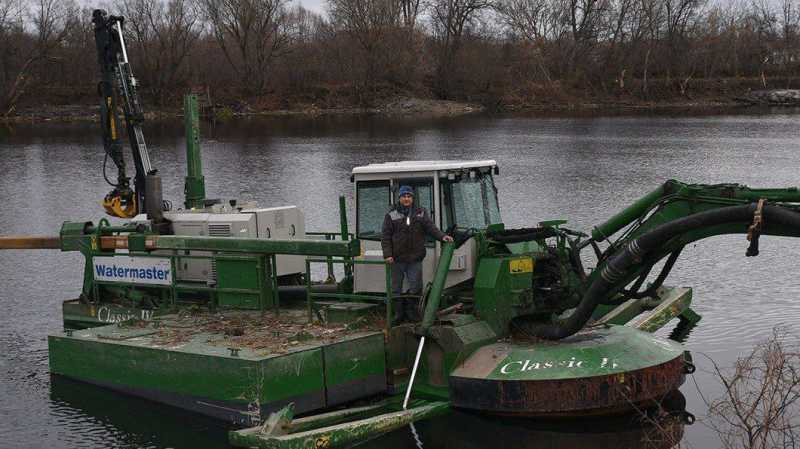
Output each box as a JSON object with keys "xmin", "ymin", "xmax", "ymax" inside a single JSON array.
[
  {"xmin": 2, "ymin": 85, "xmax": 799, "ymax": 124},
  {"xmin": 0, "ymin": 99, "xmax": 749, "ymax": 124},
  {"xmin": 0, "ymin": 97, "xmax": 486, "ymax": 124}
]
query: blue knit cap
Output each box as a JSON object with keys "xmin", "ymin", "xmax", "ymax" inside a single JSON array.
[{"xmin": 398, "ymin": 186, "xmax": 414, "ymax": 197}]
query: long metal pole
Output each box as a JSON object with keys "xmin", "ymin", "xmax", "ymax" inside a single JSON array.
[
  {"xmin": 403, "ymin": 336, "xmax": 425, "ymax": 410},
  {"xmin": 0, "ymin": 236, "xmax": 60, "ymax": 249}
]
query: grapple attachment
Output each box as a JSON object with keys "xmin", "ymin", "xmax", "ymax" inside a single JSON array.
[{"xmin": 103, "ymin": 187, "xmax": 137, "ymax": 218}]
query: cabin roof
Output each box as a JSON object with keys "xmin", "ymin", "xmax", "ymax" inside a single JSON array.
[{"xmin": 352, "ymin": 160, "xmax": 497, "ymax": 175}]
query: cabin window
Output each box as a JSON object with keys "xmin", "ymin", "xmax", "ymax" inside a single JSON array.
[
  {"xmin": 483, "ymin": 174, "xmax": 501, "ymax": 224},
  {"xmin": 357, "ymin": 181, "xmax": 391, "ymax": 240},
  {"xmin": 441, "ymin": 170, "xmax": 502, "ymax": 230},
  {"xmin": 452, "ymin": 177, "xmax": 485, "ymax": 228}
]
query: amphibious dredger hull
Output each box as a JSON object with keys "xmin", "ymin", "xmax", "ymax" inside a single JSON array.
[
  {"xmin": 48, "ymin": 309, "xmax": 387, "ymax": 425},
  {"xmin": 49, "ymin": 294, "xmax": 693, "ymax": 425}
]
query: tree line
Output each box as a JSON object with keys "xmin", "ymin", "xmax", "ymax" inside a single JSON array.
[{"xmin": 1, "ymin": 0, "xmax": 799, "ymax": 116}]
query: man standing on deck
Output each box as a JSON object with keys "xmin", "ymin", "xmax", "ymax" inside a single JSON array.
[{"xmin": 382, "ymin": 185, "xmax": 453, "ymax": 323}]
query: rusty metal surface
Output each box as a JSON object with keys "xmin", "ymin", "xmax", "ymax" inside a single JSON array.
[
  {"xmin": 449, "ymin": 355, "xmax": 686, "ymax": 415},
  {"xmin": 0, "ymin": 235, "xmax": 60, "ymax": 249}
]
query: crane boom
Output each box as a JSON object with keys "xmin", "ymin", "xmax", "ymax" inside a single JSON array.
[{"xmin": 92, "ymin": 9, "xmax": 155, "ymax": 218}]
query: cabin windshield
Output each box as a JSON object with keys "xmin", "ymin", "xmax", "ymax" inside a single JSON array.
[
  {"xmin": 356, "ymin": 180, "xmax": 391, "ymax": 240},
  {"xmin": 441, "ymin": 170, "xmax": 501, "ymax": 230}
]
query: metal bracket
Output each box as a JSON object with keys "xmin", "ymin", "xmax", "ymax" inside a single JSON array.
[{"xmin": 746, "ymin": 199, "xmax": 765, "ymax": 257}]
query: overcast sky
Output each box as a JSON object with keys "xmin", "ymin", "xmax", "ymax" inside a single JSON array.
[
  {"xmin": 296, "ymin": 0, "xmax": 326, "ymax": 15},
  {"xmin": 84, "ymin": 0, "xmax": 329, "ymax": 18}
]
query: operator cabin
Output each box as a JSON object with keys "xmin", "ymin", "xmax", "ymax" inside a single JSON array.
[{"xmin": 351, "ymin": 160, "xmax": 500, "ymax": 293}]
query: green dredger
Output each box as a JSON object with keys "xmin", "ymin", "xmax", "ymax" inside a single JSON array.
[{"xmin": 4, "ymin": 9, "xmax": 800, "ymax": 449}]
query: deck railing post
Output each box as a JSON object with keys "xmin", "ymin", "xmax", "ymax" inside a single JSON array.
[
  {"xmin": 384, "ymin": 262, "xmax": 392, "ymax": 330},
  {"xmin": 325, "ymin": 235, "xmax": 335, "ymax": 283},
  {"xmin": 306, "ymin": 259, "xmax": 313, "ymax": 323},
  {"xmin": 270, "ymin": 254, "xmax": 279, "ymax": 315}
]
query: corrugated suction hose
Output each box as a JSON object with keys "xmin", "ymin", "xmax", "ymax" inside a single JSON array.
[{"xmin": 518, "ymin": 204, "xmax": 800, "ymax": 340}]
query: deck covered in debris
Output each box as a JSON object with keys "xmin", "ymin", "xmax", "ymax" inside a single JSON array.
[{"xmin": 48, "ymin": 308, "xmax": 388, "ymax": 425}]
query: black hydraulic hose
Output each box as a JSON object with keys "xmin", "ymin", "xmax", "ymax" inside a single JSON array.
[
  {"xmin": 521, "ymin": 203, "xmax": 800, "ymax": 340},
  {"xmin": 620, "ymin": 247, "xmax": 683, "ymax": 300},
  {"xmin": 569, "ymin": 245, "xmax": 588, "ymax": 282},
  {"xmin": 635, "ymin": 247, "xmax": 683, "ymax": 299},
  {"xmin": 621, "ymin": 263, "xmax": 654, "ymax": 299}
]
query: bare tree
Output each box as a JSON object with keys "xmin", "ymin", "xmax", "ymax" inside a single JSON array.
[
  {"xmin": 495, "ymin": 0, "xmax": 557, "ymax": 80},
  {"xmin": 400, "ymin": 0, "xmax": 423, "ymax": 28},
  {"xmin": 289, "ymin": 4, "xmax": 325, "ymax": 43},
  {"xmin": 327, "ymin": 0, "xmax": 403, "ymax": 99},
  {"xmin": 601, "ymin": 0, "xmax": 638, "ymax": 88},
  {"xmin": 1, "ymin": 0, "xmax": 79, "ymax": 116},
  {"xmin": 778, "ymin": 0, "xmax": 799, "ymax": 78},
  {"xmin": 430, "ymin": 0, "xmax": 494, "ymax": 98},
  {"xmin": 562, "ymin": 0, "xmax": 610, "ymax": 68},
  {"xmin": 201, "ymin": 0, "xmax": 293, "ymax": 94},
  {"xmin": 0, "ymin": 0, "xmax": 17, "ymax": 29},
  {"xmin": 119, "ymin": 0, "xmax": 201, "ymax": 105},
  {"xmin": 660, "ymin": 0, "xmax": 703, "ymax": 85},
  {"xmin": 704, "ymin": 328, "xmax": 800, "ymax": 449},
  {"xmin": 0, "ymin": 0, "xmax": 24, "ymax": 113},
  {"xmin": 634, "ymin": 0, "xmax": 665, "ymax": 96},
  {"xmin": 274, "ymin": 5, "xmax": 327, "ymax": 94}
]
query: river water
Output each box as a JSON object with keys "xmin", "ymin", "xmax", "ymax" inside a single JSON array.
[{"xmin": 1, "ymin": 109, "xmax": 800, "ymax": 449}]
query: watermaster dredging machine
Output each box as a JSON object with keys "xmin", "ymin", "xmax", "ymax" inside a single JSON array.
[{"xmin": 5, "ymin": 9, "xmax": 800, "ymax": 449}]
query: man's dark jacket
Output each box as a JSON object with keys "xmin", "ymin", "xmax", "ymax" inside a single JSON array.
[{"xmin": 381, "ymin": 206, "xmax": 445, "ymax": 263}]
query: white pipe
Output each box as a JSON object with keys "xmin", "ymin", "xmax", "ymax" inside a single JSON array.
[
  {"xmin": 403, "ymin": 336, "xmax": 425, "ymax": 410},
  {"xmin": 115, "ymin": 22, "xmax": 129, "ymax": 63}
]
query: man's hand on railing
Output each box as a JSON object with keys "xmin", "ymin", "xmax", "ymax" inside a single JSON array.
[{"xmin": 385, "ymin": 257, "xmax": 394, "ymax": 264}]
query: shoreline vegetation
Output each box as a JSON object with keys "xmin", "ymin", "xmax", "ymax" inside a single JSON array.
[
  {"xmin": 3, "ymin": 0, "xmax": 800, "ymax": 123},
  {"xmin": 3, "ymin": 87, "xmax": 799, "ymax": 124}
]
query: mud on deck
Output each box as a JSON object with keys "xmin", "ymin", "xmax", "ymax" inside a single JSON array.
[{"xmin": 82, "ymin": 307, "xmax": 386, "ymax": 359}]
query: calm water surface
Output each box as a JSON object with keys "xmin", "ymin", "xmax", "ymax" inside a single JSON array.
[{"xmin": 2, "ymin": 110, "xmax": 800, "ymax": 449}]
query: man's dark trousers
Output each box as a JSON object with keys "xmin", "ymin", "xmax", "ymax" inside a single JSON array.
[{"xmin": 391, "ymin": 261, "xmax": 422, "ymax": 321}]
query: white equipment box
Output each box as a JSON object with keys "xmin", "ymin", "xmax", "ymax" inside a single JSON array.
[
  {"xmin": 171, "ymin": 213, "xmax": 212, "ymax": 282},
  {"xmin": 133, "ymin": 206, "xmax": 306, "ymax": 283},
  {"xmin": 241, "ymin": 206, "xmax": 306, "ymax": 277}
]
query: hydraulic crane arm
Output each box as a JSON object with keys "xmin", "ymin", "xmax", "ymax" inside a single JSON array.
[
  {"xmin": 520, "ymin": 180, "xmax": 800, "ymax": 340},
  {"xmin": 92, "ymin": 9, "xmax": 155, "ymax": 218}
]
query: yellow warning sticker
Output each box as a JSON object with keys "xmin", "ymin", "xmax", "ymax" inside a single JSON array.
[
  {"xmin": 509, "ymin": 258, "xmax": 534, "ymax": 274},
  {"xmin": 315, "ymin": 436, "xmax": 331, "ymax": 449}
]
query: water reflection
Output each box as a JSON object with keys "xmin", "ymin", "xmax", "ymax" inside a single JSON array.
[
  {"xmin": 49, "ymin": 376, "xmax": 229, "ymax": 449},
  {"xmin": 384, "ymin": 391, "xmax": 689, "ymax": 449},
  {"xmin": 49, "ymin": 377, "xmax": 691, "ymax": 449}
]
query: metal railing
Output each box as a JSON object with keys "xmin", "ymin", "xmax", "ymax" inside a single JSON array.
[
  {"xmin": 305, "ymin": 257, "xmax": 393, "ymax": 329},
  {"xmin": 306, "ymin": 231, "xmax": 355, "ymax": 282}
]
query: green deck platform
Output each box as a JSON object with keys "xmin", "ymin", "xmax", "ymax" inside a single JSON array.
[{"xmin": 48, "ymin": 310, "xmax": 387, "ymax": 425}]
